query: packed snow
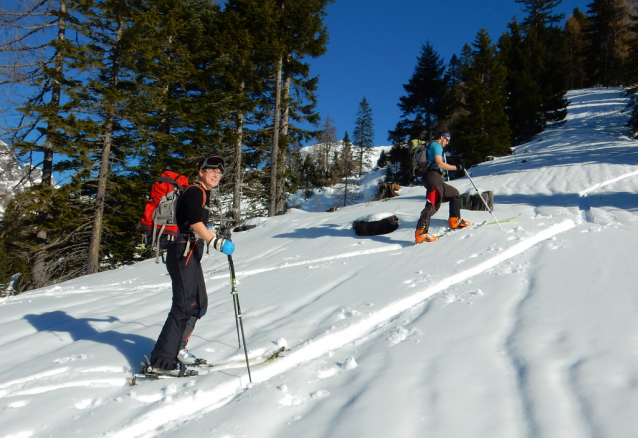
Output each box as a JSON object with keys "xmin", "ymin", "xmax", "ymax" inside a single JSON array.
[{"xmin": 1, "ymin": 88, "xmax": 638, "ymax": 438}]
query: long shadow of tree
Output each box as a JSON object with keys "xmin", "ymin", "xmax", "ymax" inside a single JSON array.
[{"xmin": 24, "ymin": 311, "xmax": 155, "ymax": 371}]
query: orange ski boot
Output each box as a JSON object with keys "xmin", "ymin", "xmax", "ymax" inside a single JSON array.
[
  {"xmin": 415, "ymin": 229, "xmax": 437, "ymax": 243},
  {"xmin": 449, "ymin": 217, "xmax": 471, "ymax": 229}
]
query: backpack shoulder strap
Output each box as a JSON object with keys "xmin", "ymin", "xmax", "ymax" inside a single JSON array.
[{"xmin": 183, "ymin": 183, "xmax": 207, "ymax": 207}]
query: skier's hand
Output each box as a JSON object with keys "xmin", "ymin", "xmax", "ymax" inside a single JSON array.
[
  {"xmin": 456, "ymin": 163, "xmax": 465, "ymax": 171},
  {"xmin": 211, "ymin": 236, "xmax": 235, "ymax": 255}
]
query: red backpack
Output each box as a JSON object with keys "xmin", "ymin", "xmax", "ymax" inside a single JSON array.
[{"xmin": 140, "ymin": 171, "xmax": 204, "ymax": 263}]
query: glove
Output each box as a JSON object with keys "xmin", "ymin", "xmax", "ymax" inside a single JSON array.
[
  {"xmin": 211, "ymin": 236, "xmax": 235, "ymax": 255},
  {"xmin": 456, "ymin": 163, "xmax": 465, "ymax": 171}
]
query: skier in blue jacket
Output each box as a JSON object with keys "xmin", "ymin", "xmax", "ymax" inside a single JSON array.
[{"xmin": 415, "ymin": 131, "xmax": 471, "ymax": 243}]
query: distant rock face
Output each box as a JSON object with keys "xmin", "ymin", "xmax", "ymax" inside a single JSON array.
[{"xmin": 0, "ymin": 141, "xmax": 42, "ymax": 216}]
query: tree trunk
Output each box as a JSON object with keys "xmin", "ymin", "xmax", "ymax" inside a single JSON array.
[
  {"xmin": 87, "ymin": 119, "xmax": 114, "ymax": 275},
  {"xmin": 276, "ymin": 73, "xmax": 290, "ymax": 213},
  {"xmin": 232, "ymin": 107, "xmax": 244, "ymax": 223},
  {"xmin": 269, "ymin": 55, "xmax": 283, "ymax": 217},
  {"xmin": 31, "ymin": 0, "xmax": 66, "ymax": 289},
  {"xmin": 87, "ymin": 12, "xmax": 123, "ymax": 275}
]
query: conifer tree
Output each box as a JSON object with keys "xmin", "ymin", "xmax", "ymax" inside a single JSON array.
[
  {"xmin": 384, "ymin": 142, "xmax": 411, "ymax": 185},
  {"xmin": 352, "ymin": 97, "xmax": 375, "ymax": 176},
  {"xmin": 626, "ymin": 3, "xmax": 638, "ymax": 137},
  {"xmin": 453, "ymin": 29, "xmax": 511, "ymax": 166},
  {"xmin": 215, "ymin": 0, "xmax": 271, "ymax": 223},
  {"xmin": 132, "ymin": 1, "xmax": 231, "ymax": 177},
  {"xmin": 81, "ymin": 0, "xmax": 133, "ymax": 274},
  {"xmin": 389, "ymin": 41, "xmax": 447, "ymax": 144},
  {"xmin": 499, "ymin": 0, "xmax": 569, "ymax": 145},
  {"xmin": 314, "ymin": 114, "xmax": 337, "ymax": 187},
  {"xmin": 564, "ymin": 8, "xmax": 589, "ymax": 89},
  {"xmin": 584, "ymin": 0, "xmax": 634, "ymax": 87},
  {"xmin": 266, "ymin": 0, "xmax": 331, "ymax": 217},
  {"xmin": 333, "ymin": 131, "xmax": 358, "ymax": 208},
  {"xmin": 0, "ymin": 0, "xmax": 87, "ymax": 288},
  {"xmin": 625, "ymin": 3, "xmax": 638, "ymax": 86},
  {"xmin": 439, "ymin": 54, "xmax": 467, "ymax": 128}
]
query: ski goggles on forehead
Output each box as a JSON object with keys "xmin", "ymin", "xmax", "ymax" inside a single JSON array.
[
  {"xmin": 439, "ymin": 132, "xmax": 451, "ymax": 139},
  {"xmin": 199, "ymin": 156, "xmax": 225, "ymax": 173}
]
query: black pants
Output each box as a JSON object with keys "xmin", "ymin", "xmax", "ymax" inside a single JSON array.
[
  {"xmin": 416, "ymin": 170, "xmax": 461, "ymax": 232},
  {"xmin": 150, "ymin": 239, "xmax": 208, "ymax": 370}
]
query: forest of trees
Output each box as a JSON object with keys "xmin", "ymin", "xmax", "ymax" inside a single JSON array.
[
  {"xmin": 1, "ymin": 0, "xmax": 638, "ymax": 293},
  {"xmin": 386, "ymin": 0, "xmax": 638, "ymax": 185},
  {"xmin": 0, "ymin": 0, "xmax": 334, "ymax": 293}
]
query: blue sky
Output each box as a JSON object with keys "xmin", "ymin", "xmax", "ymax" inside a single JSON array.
[{"xmin": 305, "ymin": 0, "xmax": 590, "ymax": 146}]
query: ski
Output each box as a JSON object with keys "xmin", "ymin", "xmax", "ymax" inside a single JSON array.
[
  {"xmin": 194, "ymin": 346, "xmax": 286, "ymax": 369},
  {"xmin": 431, "ymin": 214, "xmax": 520, "ymax": 240},
  {"xmin": 477, "ymin": 214, "xmax": 519, "ymax": 228},
  {"xmin": 442, "ymin": 213, "xmax": 520, "ymax": 236},
  {"xmin": 435, "ymin": 220, "xmax": 487, "ymax": 239},
  {"xmin": 129, "ymin": 356, "xmax": 199, "ymax": 386},
  {"xmin": 129, "ymin": 347, "xmax": 286, "ymax": 386}
]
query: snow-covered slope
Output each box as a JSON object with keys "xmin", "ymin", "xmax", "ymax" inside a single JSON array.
[{"xmin": 1, "ymin": 88, "xmax": 638, "ymax": 438}]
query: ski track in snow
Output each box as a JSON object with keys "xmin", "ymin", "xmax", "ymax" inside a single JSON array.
[
  {"xmin": 109, "ymin": 219, "xmax": 576, "ymax": 438},
  {"xmin": 209, "ymin": 245, "xmax": 404, "ymax": 280},
  {"xmin": 578, "ymin": 168, "xmax": 638, "ymax": 198},
  {"xmin": 577, "ymin": 168, "xmax": 638, "ymax": 224}
]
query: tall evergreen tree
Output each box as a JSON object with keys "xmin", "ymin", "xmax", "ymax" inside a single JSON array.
[
  {"xmin": 439, "ymin": 54, "xmax": 467, "ymax": 128},
  {"xmin": 515, "ymin": 0, "xmax": 565, "ymax": 27},
  {"xmin": 625, "ymin": 2, "xmax": 638, "ymax": 86},
  {"xmin": 332, "ymin": 131, "xmax": 358, "ymax": 207},
  {"xmin": 78, "ymin": 0, "xmax": 136, "ymax": 275},
  {"xmin": 626, "ymin": 3, "xmax": 638, "ymax": 137},
  {"xmin": 389, "ymin": 41, "xmax": 447, "ymax": 144},
  {"xmin": 564, "ymin": 8, "xmax": 589, "ymax": 89},
  {"xmin": 352, "ymin": 97, "xmax": 374, "ymax": 176},
  {"xmin": 584, "ymin": 0, "xmax": 634, "ymax": 87},
  {"xmin": 0, "ymin": 0, "xmax": 90, "ymax": 288},
  {"xmin": 314, "ymin": 114, "xmax": 337, "ymax": 187},
  {"xmin": 499, "ymin": 0, "xmax": 569, "ymax": 145},
  {"xmin": 267, "ymin": 0, "xmax": 331, "ymax": 217},
  {"xmin": 453, "ymin": 29, "xmax": 511, "ymax": 166}
]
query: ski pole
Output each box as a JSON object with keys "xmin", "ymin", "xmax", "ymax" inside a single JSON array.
[
  {"xmin": 223, "ymin": 229, "xmax": 252, "ymax": 383},
  {"xmin": 464, "ymin": 169, "xmax": 503, "ymax": 230},
  {"xmin": 220, "ymin": 229, "xmax": 242, "ymax": 349}
]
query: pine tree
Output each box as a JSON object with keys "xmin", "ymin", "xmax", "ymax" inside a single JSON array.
[
  {"xmin": 515, "ymin": 0, "xmax": 566, "ymax": 27},
  {"xmin": 626, "ymin": 3, "xmax": 638, "ymax": 137},
  {"xmin": 584, "ymin": 0, "xmax": 634, "ymax": 87},
  {"xmin": 267, "ymin": 0, "xmax": 332, "ymax": 217},
  {"xmin": 0, "ymin": 0, "xmax": 89, "ymax": 288},
  {"xmin": 625, "ymin": 2, "xmax": 638, "ymax": 86},
  {"xmin": 439, "ymin": 54, "xmax": 467, "ymax": 128},
  {"xmin": 384, "ymin": 142, "xmax": 411, "ymax": 185},
  {"xmin": 499, "ymin": 0, "xmax": 569, "ymax": 145},
  {"xmin": 117, "ymin": 0, "xmax": 232, "ymax": 260},
  {"xmin": 453, "ymin": 29, "xmax": 511, "ymax": 166},
  {"xmin": 564, "ymin": 8, "xmax": 589, "ymax": 89},
  {"xmin": 389, "ymin": 41, "xmax": 447, "ymax": 144},
  {"xmin": 314, "ymin": 114, "xmax": 337, "ymax": 187},
  {"xmin": 352, "ymin": 97, "xmax": 375, "ymax": 176},
  {"xmin": 332, "ymin": 131, "xmax": 359, "ymax": 208}
]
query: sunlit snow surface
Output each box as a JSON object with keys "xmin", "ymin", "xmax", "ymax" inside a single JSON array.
[{"xmin": 1, "ymin": 88, "xmax": 638, "ymax": 438}]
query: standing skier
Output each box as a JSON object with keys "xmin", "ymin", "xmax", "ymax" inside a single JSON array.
[
  {"xmin": 415, "ymin": 131, "xmax": 471, "ymax": 243},
  {"xmin": 149, "ymin": 156, "xmax": 235, "ymax": 376}
]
